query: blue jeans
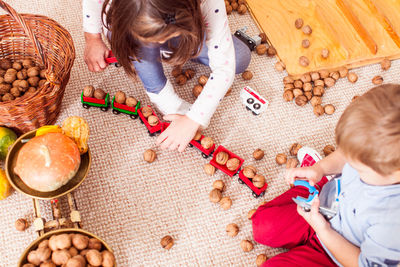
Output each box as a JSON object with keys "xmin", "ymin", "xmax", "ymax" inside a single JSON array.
[{"xmin": 133, "ymin": 35, "xmax": 251, "ymax": 94}]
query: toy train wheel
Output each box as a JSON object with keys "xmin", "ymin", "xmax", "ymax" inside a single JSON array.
[
  {"xmin": 139, "ymin": 118, "xmax": 144, "ymax": 124},
  {"xmin": 112, "ymin": 109, "xmax": 120, "ymax": 115},
  {"xmin": 100, "ymin": 107, "xmax": 109, "ymax": 112},
  {"xmin": 149, "ymin": 131, "xmax": 155, "ymax": 137},
  {"xmin": 238, "ymin": 178, "xmax": 244, "ymax": 184},
  {"xmin": 201, "ymin": 153, "xmax": 209, "ymax": 159},
  {"xmin": 246, "ymin": 106, "xmax": 251, "ymax": 111},
  {"xmin": 259, "ymin": 192, "xmax": 265, "ymax": 197},
  {"xmin": 252, "ymin": 111, "xmax": 259, "ymax": 116},
  {"xmin": 188, "ymin": 143, "xmax": 193, "ymax": 148},
  {"xmin": 130, "ymin": 114, "xmax": 138, "ymax": 120},
  {"xmin": 82, "ymin": 104, "xmax": 90, "ymax": 109}
]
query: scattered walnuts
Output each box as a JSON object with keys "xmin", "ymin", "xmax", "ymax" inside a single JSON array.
[
  {"xmin": 256, "ymin": 44, "xmax": 267, "ymax": 55},
  {"xmin": 324, "ymin": 77, "xmax": 335, "ymax": 88},
  {"xmin": 274, "ymin": 61, "xmax": 285, "ymax": 72},
  {"xmin": 312, "ymin": 86, "xmax": 325, "ymax": 96},
  {"xmin": 242, "ymin": 70, "xmax": 253, "ymax": 80},
  {"xmin": 302, "ymin": 25, "xmax": 312, "ymax": 35},
  {"xmin": 286, "ymin": 158, "xmax": 299, "ymax": 169},
  {"xmin": 302, "ymin": 39, "xmax": 310, "ymax": 48},
  {"xmin": 289, "ymin": 143, "xmax": 302, "ymax": 156},
  {"xmin": 338, "ymin": 67, "xmax": 348, "ymax": 78},
  {"xmin": 253, "ymin": 174, "xmax": 266, "ymax": 188},
  {"xmin": 243, "ymin": 165, "xmax": 257, "ymax": 179},
  {"xmin": 299, "ymin": 56, "xmax": 309, "ymax": 67},
  {"xmin": 259, "ymin": 33, "xmax": 267, "ymax": 44},
  {"xmin": 253, "ymin": 148, "xmax": 264, "ymax": 160},
  {"xmin": 83, "ymin": 85, "xmax": 95, "ymax": 98},
  {"xmin": 324, "ymin": 104, "xmax": 335, "ymax": 115},
  {"xmin": 293, "ymin": 89, "xmax": 303, "ymax": 98},
  {"xmin": 226, "ymin": 223, "xmax": 239, "ymax": 237},
  {"xmin": 347, "ymin": 72, "xmax": 358, "ymax": 83},
  {"xmin": 143, "ymin": 149, "xmax": 157, "ymax": 163},
  {"xmin": 201, "ymin": 137, "xmax": 214, "ymax": 150},
  {"xmin": 275, "ymin": 153, "xmax": 287, "ymax": 165},
  {"xmin": 295, "ymin": 18, "xmax": 304, "ymax": 29},
  {"xmin": 220, "ymin": 196, "xmax": 232, "ymax": 210},
  {"xmin": 226, "ymin": 158, "xmax": 240, "ymax": 171},
  {"xmin": 321, "ymin": 48, "xmax": 330, "ymax": 59},
  {"xmin": 209, "ymin": 188, "xmax": 222, "ymax": 203},
  {"xmin": 381, "ymin": 58, "xmax": 391, "ymax": 71},
  {"xmin": 323, "ymin": 145, "xmax": 336, "ymax": 156},
  {"xmin": 15, "ymin": 218, "xmax": 28, "ymax": 231},
  {"xmin": 204, "ymin": 163, "xmax": 216, "ymax": 176},
  {"xmin": 372, "ymin": 75, "xmax": 383, "ymax": 85},
  {"xmin": 310, "ymin": 72, "xmax": 320, "ymax": 81},
  {"xmin": 313, "ymin": 105, "xmax": 324, "ymax": 116},
  {"xmin": 295, "ymin": 95, "xmax": 308, "ymax": 106},
  {"xmin": 283, "ymin": 90, "xmax": 294, "ymax": 102},
  {"xmin": 256, "ymin": 254, "xmax": 268, "ymax": 267},
  {"xmin": 240, "ymin": 240, "xmax": 254, "ymax": 252},
  {"xmin": 266, "ymin": 46, "xmax": 277, "ymax": 56},
  {"xmin": 216, "ymin": 151, "xmax": 229, "ymax": 165},
  {"xmin": 161, "ymin": 235, "xmax": 174, "ymax": 250},
  {"xmin": 212, "ymin": 180, "xmax": 225, "ymax": 192}
]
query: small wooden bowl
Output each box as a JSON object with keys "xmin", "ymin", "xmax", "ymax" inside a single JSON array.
[
  {"xmin": 5, "ymin": 130, "xmax": 91, "ymax": 199},
  {"xmin": 18, "ymin": 228, "xmax": 115, "ymax": 266}
]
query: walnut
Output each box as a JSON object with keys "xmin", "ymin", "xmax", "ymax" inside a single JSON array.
[
  {"xmin": 243, "ymin": 165, "xmax": 257, "ymax": 179},
  {"xmin": 22, "ymin": 59, "xmax": 34, "ymax": 69},
  {"xmin": 204, "ymin": 163, "xmax": 216, "ymax": 176},
  {"xmin": 381, "ymin": 58, "xmax": 391, "ymax": 71},
  {"xmin": 2, "ymin": 93, "xmax": 14, "ymax": 101},
  {"xmin": 267, "ymin": 46, "xmax": 277, "ymax": 56},
  {"xmin": 283, "ymin": 90, "xmax": 294, "ymax": 101},
  {"xmin": 329, "ymin": 71, "xmax": 339, "ymax": 81},
  {"xmin": 302, "ymin": 25, "xmax": 312, "ymax": 35},
  {"xmin": 259, "ymin": 33, "xmax": 267, "ymax": 43},
  {"xmin": 242, "ymin": 70, "xmax": 253, "ymax": 80},
  {"xmin": 83, "ymin": 85, "xmax": 94, "ymax": 97},
  {"xmin": 312, "ymin": 86, "xmax": 324, "ymax": 96},
  {"xmin": 324, "ymin": 77, "xmax": 335, "ymax": 88},
  {"xmin": 19, "ymin": 80, "xmax": 29, "ymax": 90},
  {"xmin": 12, "ymin": 62, "xmax": 22, "ymax": 70},
  {"xmin": 184, "ymin": 69, "xmax": 195, "ymax": 80},
  {"xmin": 10, "ymin": 87, "xmax": 20, "ymax": 97},
  {"xmin": 253, "ymin": 174, "xmax": 266, "ymax": 188},
  {"xmin": 126, "ymin": 96, "xmax": 138, "ymax": 107},
  {"xmin": 141, "ymin": 106, "xmax": 153, "ymax": 118},
  {"xmin": 237, "ymin": 4, "xmax": 247, "ymax": 14},
  {"xmin": 209, "ymin": 188, "xmax": 222, "ymax": 203},
  {"xmin": 27, "ymin": 66, "xmax": 40, "ymax": 77},
  {"xmin": 26, "ymin": 87, "xmax": 36, "ymax": 94},
  {"xmin": 253, "ymin": 148, "xmax": 264, "ymax": 160},
  {"xmin": 216, "ymin": 151, "xmax": 229, "ymax": 165},
  {"xmin": 0, "ymin": 83, "xmax": 11, "ymax": 94},
  {"xmin": 226, "ymin": 158, "xmax": 240, "ymax": 171},
  {"xmin": 0, "ymin": 59, "xmax": 12, "ymax": 69},
  {"xmin": 338, "ymin": 67, "xmax": 348, "ymax": 78},
  {"xmin": 38, "ymin": 79, "xmax": 46, "ymax": 87},
  {"xmin": 310, "ymin": 72, "xmax": 320, "ymax": 81},
  {"xmin": 93, "ymin": 88, "xmax": 106, "ymax": 99},
  {"xmin": 176, "ymin": 74, "xmax": 187, "ymax": 85},
  {"xmin": 302, "ymin": 39, "xmax": 310, "ymax": 48},
  {"xmin": 372, "ymin": 75, "xmax": 383, "ymax": 85},
  {"xmin": 347, "ymin": 72, "xmax": 358, "ymax": 83},
  {"xmin": 4, "ymin": 72, "xmax": 16, "ymax": 83},
  {"xmin": 290, "ymin": 143, "xmax": 302, "ymax": 156},
  {"xmin": 115, "ymin": 90, "xmax": 126, "ymax": 104},
  {"xmin": 274, "ymin": 61, "xmax": 285, "ymax": 72},
  {"xmin": 220, "ymin": 197, "xmax": 232, "ymax": 210},
  {"xmin": 201, "ymin": 136, "xmax": 214, "ymax": 150},
  {"xmin": 15, "ymin": 218, "xmax": 28, "ymax": 231},
  {"xmin": 256, "ymin": 254, "xmax": 268, "ymax": 267},
  {"xmin": 231, "ymin": 1, "xmax": 238, "ymax": 10},
  {"xmin": 147, "ymin": 115, "xmax": 159, "ymax": 126},
  {"xmin": 198, "ymin": 75, "xmax": 208, "ymax": 86},
  {"xmin": 303, "ymin": 82, "xmax": 312, "ymax": 92},
  {"xmin": 275, "ymin": 153, "xmax": 287, "ymax": 165},
  {"xmin": 304, "ymin": 91, "xmax": 312, "ymax": 101},
  {"xmin": 319, "ymin": 70, "xmax": 330, "ymax": 79},
  {"xmin": 226, "ymin": 223, "xmax": 239, "ymax": 237},
  {"xmin": 40, "ymin": 69, "xmax": 46, "ymax": 79},
  {"xmin": 324, "ymin": 104, "xmax": 335, "ymax": 115},
  {"xmin": 247, "ymin": 209, "xmax": 257, "ymax": 220},
  {"xmin": 161, "ymin": 235, "xmax": 174, "ymax": 250},
  {"xmin": 310, "ymin": 96, "xmax": 322, "ymax": 107},
  {"xmin": 284, "ymin": 83, "xmax": 294, "ymax": 90},
  {"xmin": 193, "ymin": 131, "xmax": 202, "ymax": 141},
  {"xmin": 299, "ymin": 56, "xmax": 309, "ymax": 67},
  {"xmin": 323, "ymin": 145, "xmax": 335, "ymax": 156},
  {"xmin": 321, "ymin": 48, "xmax": 329, "ymax": 59},
  {"xmin": 295, "ymin": 95, "xmax": 307, "ymax": 106},
  {"xmin": 300, "ymin": 73, "xmax": 312, "ymax": 83},
  {"xmin": 294, "ymin": 80, "xmax": 303, "ymax": 88},
  {"xmin": 143, "ymin": 149, "xmax": 156, "ymax": 163},
  {"xmin": 256, "ymin": 44, "xmax": 267, "ymax": 55},
  {"xmin": 192, "ymin": 84, "xmax": 203, "ymax": 98},
  {"xmin": 313, "ymin": 104, "xmax": 324, "ymax": 116},
  {"xmin": 295, "ymin": 18, "xmax": 304, "ymax": 29},
  {"xmin": 283, "ymin": 76, "xmax": 294, "ymax": 84},
  {"xmin": 286, "ymin": 158, "xmax": 299, "ymax": 169},
  {"xmin": 240, "ymin": 240, "xmax": 254, "ymax": 252},
  {"xmin": 171, "ymin": 66, "xmax": 182, "ymax": 78},
  {"xmin": 213, "ymin": 180, "xmax": 225, "ymax": 192},
  {"xmin": 314, "ymin": 79, "xmax": 324, "ymax": 87},
  {"xmin": 28, "ymin": 77, "xmax": 40, "ymax": 87},
  {"xmin": 293, "ymin": 89, "xmax": 303, "ymax": 98},
  {"xmin": 226, "ymin": 5, "xmax": 233, "ymax": 14}
]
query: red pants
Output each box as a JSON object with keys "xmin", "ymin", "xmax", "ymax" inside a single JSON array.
[{"xmin": 252, "ymin": 177, "xmax": 337, "ymax": 267}]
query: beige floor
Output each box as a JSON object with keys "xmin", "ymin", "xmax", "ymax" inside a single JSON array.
[{"xmin": 1, "ymin": 1, "xmax": 400, "ymax": 266}]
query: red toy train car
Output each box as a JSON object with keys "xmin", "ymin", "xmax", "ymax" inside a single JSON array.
[
  {"xmin": 238, "ymin": 170, "xmax": 267, "ymax": 198},
  {"xmin": 209, "ymin": 146, "xmax": 244, "ymax": 177},
  {"xmin": 138, "ymin": 106, "xmax": 163, "ymax": 136}
]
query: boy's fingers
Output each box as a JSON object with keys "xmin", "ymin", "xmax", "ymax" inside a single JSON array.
[{"xmin": 311, "ymin": 196, "xmax": 320, "ymax": 214}]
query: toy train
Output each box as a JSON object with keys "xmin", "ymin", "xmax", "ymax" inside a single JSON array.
[
  {"xmin": 240, "ymin": 86, "xmax": 268, "ymax": 116},
  {"xmin": 234, "ymin": 27, "xmax": 262, "ymax": 51}
]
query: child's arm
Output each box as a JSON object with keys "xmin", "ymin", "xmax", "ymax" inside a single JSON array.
[{"xmin": 286, "ymin": 149, "xmax": 347, "ymax": 186}]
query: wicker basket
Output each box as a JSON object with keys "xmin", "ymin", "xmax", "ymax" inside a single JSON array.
[{"xmin": 0, "ymin": 0, "xmax": 75, "ymax": 133}]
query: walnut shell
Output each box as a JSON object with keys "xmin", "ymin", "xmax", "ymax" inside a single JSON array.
[
  {"xmin": 192, "ymin": 84, "xmax": 203, "ymax": 98},
  {"xmin": 201, "ymin": 137, "xmax": 214, "ymax": 150},
  {"xmin": 259, "ymin": 33, "xmax": 267, "ymax": 43},
  {"xmin": 266, "ymin": 46, "xmax": 277, "ymax": 56},
  {"xmin": 284, "ymin": 83, "xmax": 294, "ymax": 90},
  {"xmin": 295, "ymin": 18, "xmax": 304, "ymax": 29},
  {"xmin": 40, "ymin": 69, "xmax": 47, "ymax": 79},
  {"xmin": 299, "ymin": 56, "xmax": 309, "ymax": 67},
  {"xmin": 293, "ymin": 89, "xmax": 303, "ymax": 98},
  {"xmin": 141, "ymin": 106, "xmax": 153, "ymax": 118},
  {"xmin": 247, "ymin": 209, "xmax": 257, "ymax": 220},
  {"xmin": 204, "ymin": 163, "xmax": 216, "ymax": 176},
  {"xmin": 52, "ymin": 249, "xmax": 71, "ymax": 265},
  {"xmin": 324, "ymin": 77, "xmax": 335, "ymax": 88},
  {"xmin": 231, "ymin": 1, "xmax": 239, "ymax": 10},
  {"xmin": 209, "ymin": 188, "xmax": 222, "ymax": 203},
  {"xmin": 294, "ymin": 80, "xmax": 303, "ymax": 88},
  {"xmin": 304, "ymin": 91, "xmax": 312, "ymax": 101},
  {"xmin": 253, "ymin": 148, "xmax": 264, "ymax": 160},
  {"xmin": 2, "ymin": 93, "xmax": 14, "ymax": 101},
  {"xmin": 310, "ymin": 72, "xmax": 320, "ymax": 81},
  {"xmin": 274, "ymin": 61, "xmax": 285, "ymax": 72},
  {"xmin": 38, "ymin": 79, "xmax": 46, "ymax": 87},
  {"xmin": 295, "ymin": 95, "xmax": 307, "ymax": 106},
  {"xmin": 321, "ymin": 48, "xmax": 329, "ymax": 59},
  {"xmin": 226, "ymin": 158, "xmax": 240, "ymax": 171},
  {"xmin": 372, "ymin": 75, "xmax": 383, "ymax": 85},
  {"xmin": 0, "ymin": 83, "xmax": 11, "ymax": 94},
  {"xmin": 220, "ymin": 196, "xmax": 232, "ymax": 210},
  {"xmin": 10, "ymin": 87, "xmax": 20, "ymax": 97},
  {"xmin": 302, "ymin": 25, "xmax": 312, "ymax": 35},
  {"xmin": 300, "ymin": 74, "xmax": 312, "ymax": 83},
  {"xmin": 28, "ymin": 76, "xmax": 40, "ymax": 87},
  {"xmin": 125, "ymin": 96, "xmax": 138, "ymax": 107},
  {"xmin": 115, "ymin": 91, "xmax": 126, "ymax": 104},
  {"xmin": 381, "ymin": 58, "xmax": 391, "ymax": 71},
  {"xmin": 289, "ymin": 143, "xmax": 302, "ymax": 156},
  {"xmin": 313, "ymin": 105, "xmax": 324, "ymax": 116},
  {"xmin": 27, "ymin": 67, "xmax": 40, "ymax": 77},
  {"xmin": 226, "ymin": 223, "xmax": 239, "ymax": 237},
  {"xmin": 286, "ymin": 158, "xmax": 299, "ymax": 169},
  {"xmin": 243, "ymin": 165, "xmax": 257, "ymax": 179},
  {"xmin": 143, "ymin": 149, "xmax": 156, "ymax": 163},
  {"xmin": 12, "ymin": 62, "xmax": 22, "ymax": 70},
  {"xmin": 171, "ymin": 66, "xmax": 182, "ymax": 78},
  {"xmin": 301, "ymin": 39, "xmax": 310, "ymax": 48},
  {"xmin": 312, "ymin": 86, "xmax": 325, "ymax": 96},
  {"xmin": 175, "ymin": 74, "xmax": 187, "ymax": 85},
  {"xmin": 256, "ymin": 44, "xmax": 267, "ymax": 55},
  {"xmin": 102, "ymin": 251, "xmax": 115, "ymax": 267},
  {"xmin": 323, "ymin": 145, "xmax": 335, "ymax": 156},
  {"xmin": 93, "ymin": 88, "xmax": 106, "ymax": 99},
  {"xmin": 275, "ymin": 153, "xmax": 287, "ymax": 165},
  {"xmin": 253, "ymin": 174, "xmax": 266, "ymax": 188},
  {"xmin": 183, "ymin": 69, "xmax": 195, "ymax": 79},
  {"xmin": 83, "ymin": 85, "xmax": 95, "ymax": 98},
  {"xmin": 256, "ymin": 254, "xmax": 268, "ymax": 267},
  {"xmin": 240, "ymin": 240, "xmax": 254, "ymax": 252},
  {"xmin": 283, "ymin": 90, "xmax": 294, "ymax": 102},
  {"xmin": 72, "ymin": 234, "xmax": 89, "ymax": 250},
  {"xmin": 330, "ymin": 71, "xmax": 340, "ymax": 81},
  {"xmin": 198, "ymin": 75, "xmax": 208, "ymax": 86},
  {"xmin": 161, "ymin": 235, "xmax": 174, "ymax": 250},
  {"xmin": 15, "ymin": 218, "xmax": 28, "ymax": 231},
  {"xmin": 216, "ymin": 151, "xmax": 229, "ymax": 165},
  {"xmin": 226, "ymin": 5, "xmax": 233, "ymax": 14},
  {"xmin": 0, "ymin": 59, "xmax": 12, "ymax": 69},
  {"xmin": 242, "ymin": 70, "xmax": 253, "ymax": 80},
  {"xmin": 324, "ymin": 104, "xmax": 335, "ymax": 115},
  {"xmin": 338, "ymin": 67, "xmax": 348, "ymax": 78},
  {"xmin": 283, "ymin": 76, "xmax": 294, "ymax": 84},
  {"xmin": 347, "ymin": 72, "xmax": 358, "ymax": 83},
  {"xmin": 4, "ymin": 72, "xmax": 16, "ymax": 83},
  {"xmin": 147, "ymin": 115, "xmax": 159, "ymax": 126},
  {"xmin": 22, "ymin": 59, "xmax": 34, "ymax": 69},
  {"xmin": 303, "ymin": 82, "xmax": 312, "ymax": 92},
  {"xmin": 319, "ymin": 70, "xmax": 330, "ymax": 79},
  {"xmin": 212, "ymin": 180, "xmax": 225, "ymax": 191},
  {"xmin": 237, "ymin": 4, "xmax": 247, "ymax": 14}
]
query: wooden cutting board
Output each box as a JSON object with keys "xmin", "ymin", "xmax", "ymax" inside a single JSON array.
[{"xmin": 246, "ymin": 0, "xmax": 400, "ymax": 77}]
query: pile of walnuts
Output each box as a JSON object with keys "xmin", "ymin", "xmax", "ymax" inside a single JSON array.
[
  {"xmin": 23, "ymin": 233, "xmax": 115, "ymax": 267},
  {"xmin": 114, "ymin": 91, "xmax": 138, "ymax": 107},
  {"xmin": 171, "ymin": 66, "xmax": 195, "ymax": 86},
  {"xmin": 225, "ymin": 0, "xmax": 247, "ymax": 15},
  {"xmin": 0, "ymin": 59, "xmax": 46, "ymax": 102},
  {"xmin": 209, "ymin": 180, "xmax": 233, "ymax": 210}
]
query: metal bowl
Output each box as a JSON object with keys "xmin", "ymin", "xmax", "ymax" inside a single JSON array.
[
  {"xmin": 18, "ymin": 228, "xmax": 115, "ymax": 266},
  {"xmin": 5, "ymin": 130, "xmax": 91, "ymax": 199}
]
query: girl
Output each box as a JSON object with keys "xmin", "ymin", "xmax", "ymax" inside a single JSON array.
[{"xmin": 83, "ymin": 0, "xmax": 251, "ymax": 152}]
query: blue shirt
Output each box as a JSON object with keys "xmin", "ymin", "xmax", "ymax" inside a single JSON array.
[{"xmin": 319, "ymin": 164, "xmax": 400, "ymax": 267}]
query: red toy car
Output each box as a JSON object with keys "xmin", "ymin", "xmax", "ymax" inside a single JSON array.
[
  {"xmin": 238, "ymin": 170, "xmax": 267, "ymax": 198},
  {"xmin": 138, "ymin": 106, "xmax": 163, "ymax": 136},
  {"xmin": 209, "ymin": 146, "xmax": 244, "ymax": 177}
]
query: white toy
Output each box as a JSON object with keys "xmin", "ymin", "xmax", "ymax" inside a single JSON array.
[{"xmin": 240, "ymin": 86, "xmax": 268, "ymax": 115}]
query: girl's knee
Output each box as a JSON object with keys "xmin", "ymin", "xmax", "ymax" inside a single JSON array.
[{"xmin": 252, "ymin": 207, "xmax": 281, "ymax": 246}]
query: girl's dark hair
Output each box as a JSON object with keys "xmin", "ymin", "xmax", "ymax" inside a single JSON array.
[{"xmin": 102, "ymin": 0, "xmax": 204, "ymax": 77}]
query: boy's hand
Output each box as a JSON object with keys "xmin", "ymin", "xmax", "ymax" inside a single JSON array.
[
  {"xmin": 156, "ymin": 114, "xmax": 200, "ymax": 152},
  {"xmin": 84, "ymin": 32, "xmax": 109, "ymax": 72},
  {"xmin": 285, "ymin": 164, "xmax": 324, "ymax": 186},
  {"xmin": 297, "ymin": 196, "xmax": 330, "ymax": 234}
]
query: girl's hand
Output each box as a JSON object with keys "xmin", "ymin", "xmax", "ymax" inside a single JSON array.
[
  {"xmin": 285, "ymin": 164, "xmax": 324, "ymax": 186},
  {"xmin": 156, "ymin": 115, "xmax": 200, "ymax": 152},
  {"xmin": 84, "ymin": 32, "xmax": 109, "ymax": 72},
  {"xmin": 297, "ymin": 196, "xmax": 330, "ymax": 234}
]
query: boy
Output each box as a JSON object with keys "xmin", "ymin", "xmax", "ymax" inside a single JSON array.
[{"xmin": 252, "ymin": 84, "xmax": 400, "ymax": 267}]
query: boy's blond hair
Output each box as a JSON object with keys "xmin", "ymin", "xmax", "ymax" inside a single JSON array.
[{"xmin": 336, "ymin": 84, "xmax": 400, "ymax": 175}]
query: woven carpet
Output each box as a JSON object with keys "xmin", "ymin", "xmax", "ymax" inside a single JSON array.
[{"xmin": 1, "ymin": 1, "xmax": 399, "ymax": 266}]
